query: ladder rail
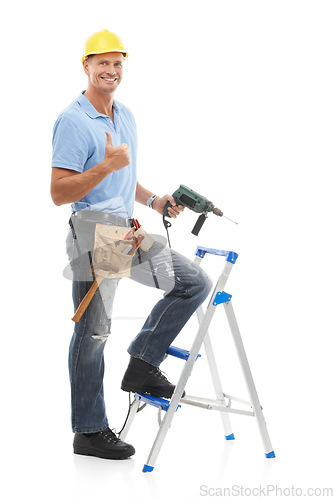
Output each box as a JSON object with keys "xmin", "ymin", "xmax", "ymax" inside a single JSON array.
[
  {"xmin": 119, "ymin": 397, "xmax": 141, "ymax": 441},
  {"xmin": 196, "ymin": 306, "xmax": 234, "ymax": 438},
  {"xmin": 224, "ymin": 300, "xmax": 274, "ymax": 455}
]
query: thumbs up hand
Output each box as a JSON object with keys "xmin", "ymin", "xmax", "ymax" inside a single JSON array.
[{"xmin": 103, "ymin": 131, "xmax": 130, "ymax": 172}]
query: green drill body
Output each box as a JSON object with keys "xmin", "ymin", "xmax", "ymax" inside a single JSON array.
[{"xmin": 163, "ymin": 185, "xmax": 223, "ymax": 217}]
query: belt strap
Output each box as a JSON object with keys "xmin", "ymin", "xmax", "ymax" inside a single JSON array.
[{"xmin": 72, "ymin": 210, "xmax": 133, "ymax": 227}]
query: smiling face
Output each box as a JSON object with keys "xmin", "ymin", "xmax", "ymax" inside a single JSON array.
[{"xmin": 83, "ymin": 52, "xmax": 124, "ymax": 95}]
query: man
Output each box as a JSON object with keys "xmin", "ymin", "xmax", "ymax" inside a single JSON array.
[{"xmin": 51, "ymin": 29, "xmax": 212, "ymax": 460}]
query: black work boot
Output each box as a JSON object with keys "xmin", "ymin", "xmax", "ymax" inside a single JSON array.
[
  {"xmin": 121, "ymin": 356, "xmax": 185, "ymax": 399},
  {"xmin": 73, "ymin": 427, "xmax": 135, "ymax": 460}
]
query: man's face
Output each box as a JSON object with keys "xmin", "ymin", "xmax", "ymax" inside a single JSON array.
[{"xmin": 83, "ymin": 52, "xmax": 124, "ymax": 94}]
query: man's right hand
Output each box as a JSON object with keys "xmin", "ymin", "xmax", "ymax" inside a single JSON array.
[{"xmin": 104, "ymin": 131, "xmax": 130, "ymax": 172}]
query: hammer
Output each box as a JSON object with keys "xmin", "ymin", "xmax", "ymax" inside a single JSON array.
[{"xmin": 71, "ymin": 261, "xmax": 119, "ymax": 323}]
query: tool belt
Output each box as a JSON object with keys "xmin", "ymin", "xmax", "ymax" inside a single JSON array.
[
  {"xmin": 72, "ymin": 209, "xmax": 134, "ymax": 227},
  {"xmin": 69, "ymin": 210, "xmax": 154, "ymax": 322},
  {"xmin": 92, "ymin": 222, "xmax": 153, "ymax": 279}
]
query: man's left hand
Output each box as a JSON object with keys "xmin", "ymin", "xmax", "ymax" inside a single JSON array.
[{"xmin": 153, "ymin": 194, "xmax": 185, "ymax": 218}]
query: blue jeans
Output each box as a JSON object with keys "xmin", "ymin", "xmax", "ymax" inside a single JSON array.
[{"xmin": 66, "ymin": 220, "xmax": 212, "ymax": 433}]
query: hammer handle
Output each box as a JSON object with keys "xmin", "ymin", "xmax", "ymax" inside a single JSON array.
[{"xmin": 71, "ymin": 276, "xmax": 104, "ymax": 323}]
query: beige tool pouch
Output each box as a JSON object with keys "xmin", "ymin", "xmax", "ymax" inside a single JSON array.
[{"xmin": 92, "ymin": 223, "xmax": 154, "ymax": 279}]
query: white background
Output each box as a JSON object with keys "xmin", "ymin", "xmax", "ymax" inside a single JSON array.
[{"xmin": 1, "ymin": 0, "xmax": 333, "ymax": 498}]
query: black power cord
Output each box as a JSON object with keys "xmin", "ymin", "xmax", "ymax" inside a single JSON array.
[{"xmin": 162, "ymin": 215, "xmax": 172, "ymax": 248}]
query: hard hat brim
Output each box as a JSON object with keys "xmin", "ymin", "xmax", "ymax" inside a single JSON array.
[{"xmin": 81, "ymin": 50, "xmax": 128, "ymax": 62}]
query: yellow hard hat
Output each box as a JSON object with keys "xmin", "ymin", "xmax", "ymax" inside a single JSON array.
[{"xmin": 82, "ymin": 29, "xmax": 128, "ymax": 62}]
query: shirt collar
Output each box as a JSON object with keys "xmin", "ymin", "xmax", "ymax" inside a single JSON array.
[{"xmin": 77, "ymin": 91, "xmax": 119, "ymax": 118}]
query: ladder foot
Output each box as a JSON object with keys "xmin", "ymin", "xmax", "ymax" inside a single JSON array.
[
  {"xmin": 143, "ymin": 464, "xmax": 154, "ymax": 473},
  {"xmin": 265, "ymin": 451, "xmax": 276, "ymax": 458},
  {"xmin": 225, "ymin": 433, "xmax": 235, "ymax": 440}
]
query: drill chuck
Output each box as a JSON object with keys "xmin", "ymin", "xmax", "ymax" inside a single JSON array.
[{"xmin": 213, "ymin": 207, "xmax": 223, "ymax": 217}]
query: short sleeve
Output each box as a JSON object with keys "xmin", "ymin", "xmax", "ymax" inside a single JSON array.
[{"xmin": 51, "ymin": 117, "xmax": 89, "ymax": 172}]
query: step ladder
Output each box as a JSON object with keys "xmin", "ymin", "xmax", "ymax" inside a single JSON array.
[{"xmin": 119, "ymin": 246, "xmax": 275, "ymax": 472}]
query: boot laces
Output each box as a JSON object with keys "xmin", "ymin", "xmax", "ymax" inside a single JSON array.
[
  {"xmin": 151, "ymin": 366, "xmax": 171, "ymax": 384},
  {"xmin": 99, "ymin": 427, "xmax": 120, "ymax": 443}
]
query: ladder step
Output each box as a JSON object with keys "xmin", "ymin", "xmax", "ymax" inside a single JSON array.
[
  {"xmin": 134, "ymin": 393, "xmax": 181, "ymax": 412},
  {"xmin": 167, "ymin": 345, "xmax": 201, "ymax": 361}
]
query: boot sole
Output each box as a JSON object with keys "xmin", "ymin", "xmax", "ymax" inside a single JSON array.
[
  {"xmin": 121, "ymin": 381, "xmax": 185, "ymax": 399},
  {"xmin": 121, "ymin": 381, "xmax": 173, "ymax": 398},
  {"xmin": 73, "ymin": 446, "xmax": 135, "ymax": 460}
]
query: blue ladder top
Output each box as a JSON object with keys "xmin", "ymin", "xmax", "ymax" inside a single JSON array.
[{"xmin": 196, "ymin": 246, "xmax": 239, "ymax": 263}]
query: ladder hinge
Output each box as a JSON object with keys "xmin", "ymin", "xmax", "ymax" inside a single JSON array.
[{"xmin": 213, "ymin": 291, "xmax": 232, "ymax": 306}]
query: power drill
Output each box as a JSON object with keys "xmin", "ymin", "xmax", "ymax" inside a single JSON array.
[{"xmin": 163, "ymin": 184, "xmax": 237, "ymax": 237}]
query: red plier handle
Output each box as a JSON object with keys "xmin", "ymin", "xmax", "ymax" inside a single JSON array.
[{"xmin": 132, "ymin": 218, "xmax": 141, "ymax": 230}]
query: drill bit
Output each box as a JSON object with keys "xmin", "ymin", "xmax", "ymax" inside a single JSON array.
[
  {"xmin": 212, "ymin": 207, "xmax": 238, "ymax": 224},
  {"xmin": 223, "ymin": 214, "xmax": 238, "ymax": 225}
]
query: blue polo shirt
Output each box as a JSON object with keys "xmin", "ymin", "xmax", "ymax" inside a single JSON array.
[{"xmin": 52, "ymin": 92, "xmax": 138, "ymax": 217}]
